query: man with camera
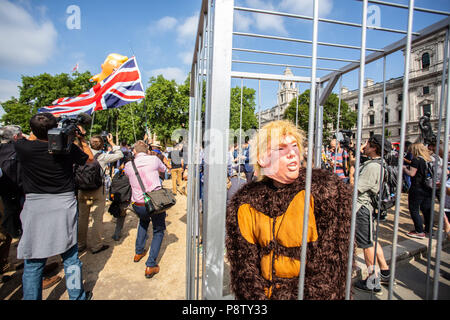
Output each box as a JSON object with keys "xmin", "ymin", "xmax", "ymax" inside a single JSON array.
[
  {"xmin": 77, "ymin": 132, "xmax": 123, "ymax": 254},
  {"xmin": 13, "ymin": 112, "xmax": 91, "ymax": 300}
]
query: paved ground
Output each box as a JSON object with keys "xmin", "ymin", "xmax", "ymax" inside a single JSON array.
[{"xmin": 1, "ymin": 186, "xmax": 449, "ymax": 300}]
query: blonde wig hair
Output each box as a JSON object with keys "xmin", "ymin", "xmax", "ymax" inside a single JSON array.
[
  {"xmin": 250, "ymin": 120, "xmax": 305, "ymax": 181},
  {"xmin": 410, "ymin": 142, "xmax": 432, "ymax": 162}
]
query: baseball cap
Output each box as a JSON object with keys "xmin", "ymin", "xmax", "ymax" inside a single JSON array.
[{"xmin": 369, "ymin": 134, "xmax": 391, "ymax": 153}]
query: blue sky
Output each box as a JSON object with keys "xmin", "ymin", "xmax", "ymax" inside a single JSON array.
[{"xmin": 0, "ymin": 0, "xmax": 449, "ymax": 119}]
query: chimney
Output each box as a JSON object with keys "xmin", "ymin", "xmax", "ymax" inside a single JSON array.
[{"xmin": 365, "ymin": 78, "xmax": 374, "ymax": 87}]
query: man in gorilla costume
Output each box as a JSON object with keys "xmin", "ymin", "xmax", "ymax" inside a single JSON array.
[{"xmin": 226, "ymin": 120, "xmax": 353, "ymax": 300}]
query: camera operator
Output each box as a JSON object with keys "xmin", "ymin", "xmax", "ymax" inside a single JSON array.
[
  {"xmin": 77, "ymin": 132, "xmax": 123, "ymax": 254},
  {"xmin": 13, "ymin": 112, "xmax": 91, "ymax": 300}
]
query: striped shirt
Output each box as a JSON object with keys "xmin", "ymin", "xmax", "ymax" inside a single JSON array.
[{"xmin": 330, "ymin": 149, "xmax": 348, "ymax": 179}]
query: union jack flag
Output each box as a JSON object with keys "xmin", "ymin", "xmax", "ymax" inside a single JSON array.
[{"xmin": 38, "ymin": 56, "xmax": 145, "ymax": 116}]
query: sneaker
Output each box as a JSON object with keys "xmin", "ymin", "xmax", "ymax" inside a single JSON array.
[
  {"xmin": 353, "ymin": 279, "xmax": 382, "ymax": 296},
  {"xmin": 406, "ymin": 231, "xmax": 425, "ymax": 239}
]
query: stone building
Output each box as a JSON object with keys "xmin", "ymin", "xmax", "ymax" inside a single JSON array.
[
  {"xmin": 256, "ymin": 30, "xmax": 448, "ymax": 144},
  {"xmin": 342, "ymin": 29, "xmax": 447, "ymax": 143},
  {"xmin": 257, "ymin": 67, "xmax": 298, "ymax": 126}
]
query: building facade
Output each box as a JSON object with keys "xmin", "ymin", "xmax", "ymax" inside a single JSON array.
[
  {"xmin": 256, "ymin": 30, "xmax": 447, "ymax": 144},
  {"xmin": 342, "ymin": 29, "xmax": 447, "ymax": 143}
]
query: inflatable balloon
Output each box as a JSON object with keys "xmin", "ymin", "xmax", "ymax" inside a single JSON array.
[{"xmin": 90, "ymin": 53, "xmax": 128, "ymax": 83}]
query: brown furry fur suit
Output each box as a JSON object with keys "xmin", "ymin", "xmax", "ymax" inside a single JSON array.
[{"xmin": 225, "ymin": 168, "xmax": 354, "ymax": 300}]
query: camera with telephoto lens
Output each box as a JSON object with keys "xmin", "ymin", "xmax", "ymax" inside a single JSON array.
[
  {"xmin": 47, "ymin": 113, "xmax": 91, "ymax": 154},
  {"xmin": 335, "ymin": 130, "xmax": 354, "ymax": 154}
]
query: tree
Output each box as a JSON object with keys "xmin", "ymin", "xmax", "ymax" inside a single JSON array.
[
  {"xmin": 229, "ymin": 86, "xmax": 258, "ymax": 131},
  {"xmin": 284, "ymin": 90, "xmax": 356, "ymax": 143},
  {"xmin": 144, "ymin": 75, "xmax": 190, "ymax": 146},
  {"xmin": 0, "ymin": 71, "xmax": 93, "ymax": 133}
]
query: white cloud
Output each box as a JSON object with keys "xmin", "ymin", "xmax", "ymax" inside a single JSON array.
[
  {"xmin": 178, "ymin": 50, "xmax": 193, "ymax": 65},
  {"xmin": 0, "ymin": 0, "xmax": 57, "ymax": 69},
  {"xmin": 0, "ymin": 79, "xmax": 20, "ymax": 103},
  {"xmin": 234, "ymin": 11, "xmax": 253, "ymax": 32},
  {"xmin": 279, "ymin": 0, "xmax": 333, "ymax": 17},
  {"xmin": 176, "ymin": 14, "xmax": 199, "ymax": 44},
  {"xmin": 156, "ymin": 16, "xmax": 178, "ymax": 31},
  {"xmin": 149, "ymin": 67, "xmax": 187, "ymax": 84}
]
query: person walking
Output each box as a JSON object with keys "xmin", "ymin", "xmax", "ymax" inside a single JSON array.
[{"xmin": 124, "ymin": 140, "xmax": 167, "ymax": 279}]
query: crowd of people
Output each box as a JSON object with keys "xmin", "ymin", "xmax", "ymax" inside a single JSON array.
[
  {"xmin": 0, "ymin": 113, "xmax": 187, "ymax": 299},
  {"xmin": 0, "ymin": 113, "xmax": 449, "ymax": 300}
]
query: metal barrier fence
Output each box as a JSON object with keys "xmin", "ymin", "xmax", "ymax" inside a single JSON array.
[{"xmin": 186, "ymin": 0, "xmax": 450, "ymax": 300}]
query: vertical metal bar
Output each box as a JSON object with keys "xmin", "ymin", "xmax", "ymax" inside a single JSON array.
[
  {"xmin": 295, "ymin": 82, "xmax": 299, "ymax": 127},
  {"xmin": 388, "ymin": 0, "xmax": 414, "ymax": 301},
  {"xmin": 186, "ymin": 95, "xmax": 195, "ymax": 299},
  {"xmin": 370, "ymin": 55, "xmax": 388, "ymax": 300},
  {"xmin": 238, "ymin": 78, "xmax": 244, "ymax": 180},
  {"xmin": 433, "ymin": 28, "xmax": 450, "ymax": 300},
  {"xmin": 315, "ymin": 84, "xmax": 323, "ymax": 168},
  {"xmin": 258, "ymin": 79, "xmax": 261, "ymax": 129},
  {"xmin": 345, "ymin": 0, "xmax": 368, "ymax": 300},
  {"xmin": 202, "ymin": 0, "xmax": 233, "ymax": 300},
  {"xmin": 298, "ymin": 0, "xmax": 318, "ymax": 300},
  {"xmin": 334, "ymin": 75, "xmax": 343, "ymax": 174},
  {"xmin": 426, "ymin": 26, "xmax": 449, "ymax": 300}
]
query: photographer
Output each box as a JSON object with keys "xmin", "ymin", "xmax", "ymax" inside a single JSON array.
[
  {"xmin": 13, "ymin": 112, "xmax": 91, "ymax": 300},
  {"xmin": 77, "ymin": 133, "xmax": 123, "ymax": 254}
]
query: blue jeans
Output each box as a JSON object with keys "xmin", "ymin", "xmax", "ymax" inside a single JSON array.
[
  {"xmin": 22, "ymin": 244, "xmax": 86, "ymax": 300},
  {"xmin": 133, "ymin": 205, "xmax": 166, "ymax": 267}
]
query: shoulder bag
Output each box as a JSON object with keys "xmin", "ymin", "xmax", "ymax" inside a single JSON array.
[{"xmin": 131, "ymin": 159, "xmax": 176, "ymax": 214}]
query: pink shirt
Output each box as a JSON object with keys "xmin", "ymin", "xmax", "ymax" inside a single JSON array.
[{"xmin": 124, "ymin": 152, "xmax": 166, "ymax": 203}]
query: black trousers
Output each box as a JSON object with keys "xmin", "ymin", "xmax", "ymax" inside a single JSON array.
[{"xmin": 408, "ymin": 186, "xmax": 432, "ymax": 233}]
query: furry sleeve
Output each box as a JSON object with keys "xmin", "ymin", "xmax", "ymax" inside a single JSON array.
[
  {"xmin": 225, "ymin": 186, "xmax": 268, "ymax": 300},
  {"xmin": 303, "ymin": 169, "xmax": 354, "ymax": 300}
]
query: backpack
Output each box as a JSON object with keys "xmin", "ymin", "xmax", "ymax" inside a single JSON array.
[
  {"xmin": 370, "ymin": 158, "xmax": 398, "ymax": 216},
  {"xmin": 109, "ymin": 170, "xmax": 131, "ymax": 204},
  {"xmin": 74, "ymin": 152, "xmax": 105, "ymax": 191},
  {"xmin": 108, "ymin": 170, "xmax": 131, "ymax": 218},
  {"xmin": 422, "ymin": 154, "xmax": 443, "ymax": 190}
]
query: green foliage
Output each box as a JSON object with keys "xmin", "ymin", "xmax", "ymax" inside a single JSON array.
[
  {"xmin": 284, "ymin": 89, "xmax": 356, "ymax": 142},
  {"xmin": 229, "ymin": 86, "xmax": 258, "ymax": 131}
]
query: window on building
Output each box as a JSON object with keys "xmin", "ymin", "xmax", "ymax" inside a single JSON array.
[
  {"xmin": 398, "ymin": 110, "xmax": 402, "ymax": 121},
  {"xmin": 369, "ymin": 114, "xmax": 375, "ymax": 125},
  {"xmin": 369, "ymin": 131, "xmax": 374, "ymax": 137},
  {"xmin": 384, "ymin": 112, "xmax": 389, "ymax": 124},
  {"xmin": 369, "ymin": 99, "xmax": 374, "ymax": 107},
  {"xmin": 397, "ymin": 93, "xmax": 403, "ymax": 102},
  {"xmin": 422, "ymin": 52, "xmax": 430, "ymax": 69},
  {"xmin": 385, "ymin": 96, "xmax": 388, "ymax": 105},
  {"xmin": 422, "ymin": 104, "xmax": 431, "ymax": 115},
  {"xmin": 423, "ymin": 86, "xmax": 429, "ymax": 95},
  {"xmin": 355, "ymin": 103, "xmax": 358, "ymax": 110}
]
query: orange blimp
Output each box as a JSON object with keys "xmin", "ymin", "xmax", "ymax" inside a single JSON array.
[{"xmin": 90, "ymin": 53, "xmax": 128, "ymax": 83}]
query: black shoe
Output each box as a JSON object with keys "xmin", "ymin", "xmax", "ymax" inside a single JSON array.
[
  {"xmin": 92, "ymin": 245, "xmax": 109, "ymax": 254},
  {"xmin": 354, "ymin": 279, "xmax": 382, "ymax": 296}
]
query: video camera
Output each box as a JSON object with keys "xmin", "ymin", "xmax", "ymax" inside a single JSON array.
[
  {"xmin": 47, "ymin": 113, "xmax": 91, "ymax": 154},
  {"xmin": 335, "ymin": 130, "xmax": 354, "ymax": 153}
]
